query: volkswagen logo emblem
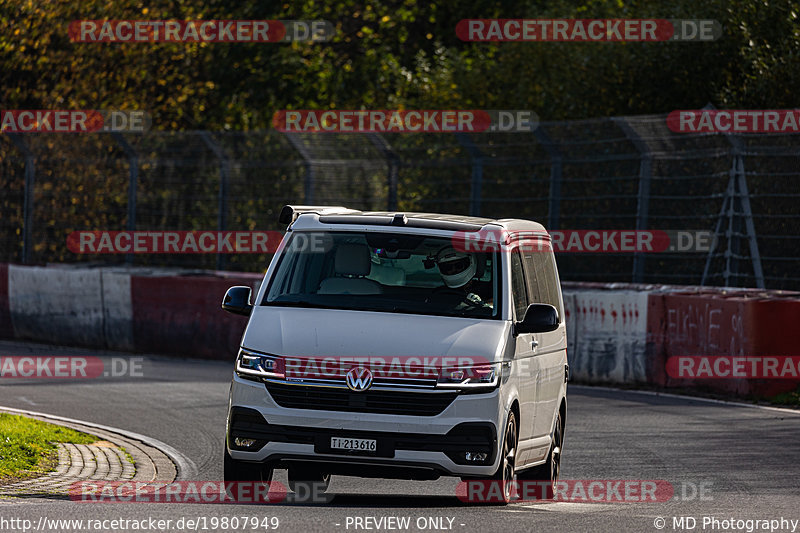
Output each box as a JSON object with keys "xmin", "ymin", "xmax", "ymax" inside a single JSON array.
[{"xmin": 345, "ymin": 367, "xmax": 373, "ymax": 391}]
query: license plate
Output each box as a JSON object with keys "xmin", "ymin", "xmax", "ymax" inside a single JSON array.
[{"xmin": 330, "ymin": 437, "xmax": 377, "ymax": 452}]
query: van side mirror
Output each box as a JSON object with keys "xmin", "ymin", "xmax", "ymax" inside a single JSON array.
[
  {"xmin": 222, "ymin": 286, "xmax": 253, "ymax": 316},
  {"xmin": 514, "ymin": 303, "xmax": 559, "ymax": 335}
]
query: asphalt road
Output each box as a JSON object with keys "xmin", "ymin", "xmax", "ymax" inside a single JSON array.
[{"xmin": 1, "ymin": 339, "xmax": 799, "ymax": 533}]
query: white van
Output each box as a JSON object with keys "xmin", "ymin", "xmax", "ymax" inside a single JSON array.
[{"xmin": 222, "ymin": 205, "xmax": 568, "ymax": 504}]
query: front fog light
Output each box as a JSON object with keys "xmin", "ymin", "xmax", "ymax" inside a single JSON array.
[
  {"xmin": 465, "ymin": 452, "xmax": 488, "ymax": 462},
  {"xmin": 234, "ymin": 438, "xmax": 257, "ymax": 448}
]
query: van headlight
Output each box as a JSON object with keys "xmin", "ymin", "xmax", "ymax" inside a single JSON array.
[
  {"xmin": 435, "ymin": 362, "xmax": 501, "ymax": 390},
  {"xmin": 235, "ymin": 349, "xmax": 285, "ymax": 380}
]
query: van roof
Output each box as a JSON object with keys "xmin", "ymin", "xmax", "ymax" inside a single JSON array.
[{"xmin": 279, "ymin": 205, "xmax": 547, "ymax": 232}]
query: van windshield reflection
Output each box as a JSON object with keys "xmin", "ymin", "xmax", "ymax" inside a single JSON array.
[{"xmin": 263, "ymin": 231, "xmax": 500, "ymax": 319}]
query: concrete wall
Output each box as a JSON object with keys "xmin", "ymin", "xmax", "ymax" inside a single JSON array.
[
  {"xmin": 0, "ymin": 263, "xmax": 798, "ymax": 399},
  {"xmin": 562, "ymin": 282, "xmax": 800, "ymax": 397},
  {"xmin": 646, "ymin": 288, "xmax": 800, "ymax": 397},
  {"xmin": 0, "ymin": 263, "xmax": 12, "ymax": 339},
  {"xmin": 1, "ymin": 264, "xmax": 261, "ymax": 360},
  {"xmin": 564, "ymin": 289, "xmax": 650, "ymax": 384}
]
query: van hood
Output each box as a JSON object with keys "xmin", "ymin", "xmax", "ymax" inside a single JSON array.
[{"xmin": 241, "ymin": 306, "xmax": 509, "ymax": 362}]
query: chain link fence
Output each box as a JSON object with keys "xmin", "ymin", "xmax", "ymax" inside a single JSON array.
[{"xmin": 1, "ymin": 113, "xmax": 798, "ymax": 289}]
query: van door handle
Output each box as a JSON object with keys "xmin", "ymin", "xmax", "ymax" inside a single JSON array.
[{"xmin": 531, "ymin": 339, "xmax": 539, "ymax": 350}]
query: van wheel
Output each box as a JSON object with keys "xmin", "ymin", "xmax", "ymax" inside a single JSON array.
[
  {"xmin": 224, "ymin": 440, "xmax": 273, "ymax": 484},
  {"xmin": 488, "ymin": 410, "xmax": 518, "ymax": 504},
  {"xmin": 287, "ymin": 465, "xmax": 331, "ymax": 494},
  {"xmin": 519, "ymin": 411, "xmax": 562, "ymax": 499}
]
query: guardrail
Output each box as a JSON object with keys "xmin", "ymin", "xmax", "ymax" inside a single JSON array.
[{"xmin": 1, "ymin": 263, "xmax": 798, "ymax": 399}]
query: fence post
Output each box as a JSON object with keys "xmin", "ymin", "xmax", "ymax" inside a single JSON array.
[
  {"xmin": 735, "ymin": 157, "xmax": 765, "ymax": 288},
  {"xmin": 7, "ymin": 134, "xmax": 35, "ymax": 264},
  {"xmin": 111, "ymin": 133, "xmax": 138, "ymax": 265},
  {"xmin": 283, "ymin": 132, "xmax": 315, "ymax": 203},
  {"xmin": 614, "ymin": 118, "xmax": 653, "ymax": 283},
  {"xmin": 534, "ymin": 126, "xmax": 562, "ymax": 230},
  {"xmin": 200, "ymin": 132, "xmax": 230, "ymax": 271},
  {"xmin": 455, "ymin": 133, "xmax": 483, "ymax": 217},
  {"xmin": 702, "ymin": 170, "xmax": 733, "ymax": 286},
  {"xmin": 368, "ymin": 134, "xmax": 399, "ymax": 211},
  {"xmin": 715, "ymin": 133, "xmax": 765, "ymax": 288}
]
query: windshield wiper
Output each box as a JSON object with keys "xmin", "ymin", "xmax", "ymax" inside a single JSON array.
[{"xmin": 264, "ymin": 300, "xmax": 337, "ymax": 309}]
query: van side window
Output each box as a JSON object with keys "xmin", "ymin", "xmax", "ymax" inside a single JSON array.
[
  {"xmin": 510, "ymin": 251, "xmax": 529, "ymax": 320},
  {"xmin": 521, "ymin": 247, "xmax": 562, "ymax": 321}
]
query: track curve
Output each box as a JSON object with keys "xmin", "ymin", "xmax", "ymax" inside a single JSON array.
[{"xmin": 1, "ymin": 340, "xmax": 798, "ymax": 532}]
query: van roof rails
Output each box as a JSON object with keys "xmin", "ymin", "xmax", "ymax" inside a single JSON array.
[{"xmin": 278, "ymin": 205, "xmax": 361, "ymax": 225}]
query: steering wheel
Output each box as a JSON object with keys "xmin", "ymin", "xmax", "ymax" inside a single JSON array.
[{"xmin": 426, "ymin": 286, "xmax": 486, "ymax": 309}]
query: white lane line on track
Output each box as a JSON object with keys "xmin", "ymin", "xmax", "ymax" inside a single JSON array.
[
  {"xmin": 0, "ymin": 405, "xmax": 198, "ymax": 480},
  {"xmin": 570, "ymin": 384, "xmax": 800, "ymax": 416},
  {"xmin": 510, "ymin": 502, "xmax": 618, "ymax": 512}
]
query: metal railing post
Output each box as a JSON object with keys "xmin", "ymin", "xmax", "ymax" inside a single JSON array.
[
  {"xmin": 455, "ymin": 133, "xmax": 483, "ymax": 217},
  {"xmin": 368, "ymin": 133, "xmax": 399, "ymax": 211},
  {"xmin": 735, "ymin": 157, "xmax": 765, "ymax": 288},
  {"xmin": 283, "ymin": 132, "xmax": 315, "ymax": 203},
  {"xmin": 721, "ymin": 133, "xmax": 764, "ymax": 288},
  {"xmin": 111, "ymin": 132, "xmax": 138, "ymax": 265},
  {"xmin": 7, "ymin": 134, "xmax": 35, "ymax": 264},
  {"xmin": 614, "ymin": 118, "xmax": 653, "ymax": 283},
  {"xmin": 200, "ymin": 132, "xmax": 230, "ymax": 271},
  {"xmin": 702, "ymin": 172, "xmax": 733, "ymax": 286},
  {"xmin": 534, "ymin": 126, "xmax": 563, "ymax": 230}
]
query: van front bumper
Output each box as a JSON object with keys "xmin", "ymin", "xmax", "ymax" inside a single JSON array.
[{"xmin": 227, "ymin": 373, "xmax": 504, "ymax": 477}]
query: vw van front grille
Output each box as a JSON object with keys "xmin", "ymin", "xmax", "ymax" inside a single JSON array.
[{"xmin": 264, "ymin": 382, "xmax": 457, "ymax": 416}]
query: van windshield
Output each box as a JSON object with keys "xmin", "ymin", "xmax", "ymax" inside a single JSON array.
[{"xmin": 263, "ymin": 231, "xmax": 500, "ymax": 319}]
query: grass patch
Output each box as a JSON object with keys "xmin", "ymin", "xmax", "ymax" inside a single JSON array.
[
  {"xmin": 0, "ymin": 413, "xmax": 96, "ymax": 481},
  {"xmin": 769, "ymin": 386, "xmax": 800, "ymax": 407}
]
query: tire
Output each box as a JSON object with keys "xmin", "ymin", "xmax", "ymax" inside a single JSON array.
[
  {"xmin": 518, "ymin": 410, "xmax": 563, "ymax": 500},
  {"xmin": 287, "ymin": 464, "xmax": 331, "ymax": 497},
  {"xmin": 223, "ymin": 439, "xmax": 273, "ymax": 484},
  {"xmin": 488, "ymin": 410, "xmax": 518, "ymax": 505}
]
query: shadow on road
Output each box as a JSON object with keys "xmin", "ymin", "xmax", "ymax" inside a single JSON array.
[{"xmin": 277, "ymin": 493, "xmax": 469, "ymax": 508}]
